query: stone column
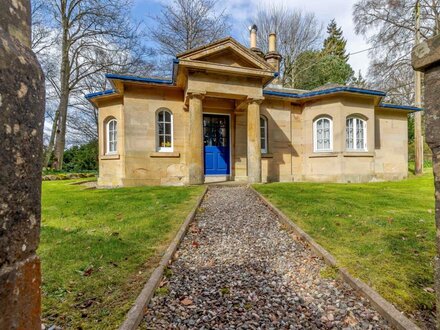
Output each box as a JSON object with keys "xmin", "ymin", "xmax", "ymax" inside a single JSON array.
[
  {"xmin": 247, "ymin": 98, "xmax": 263, "ymax": 183},
  {"xmin": 412, "ymin": 34, "xmax": 440, "ymax": 325},
  {"xmin": 188, "ymin": 92, "xmax": 205, "ymax": 185},
  {"xmin": 0, "ymin": 0, "xmax": 45, "ymax": 329}
]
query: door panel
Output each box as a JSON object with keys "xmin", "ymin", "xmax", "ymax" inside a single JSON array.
[{"xmin": 203, "ymin": 115, "xmax": 230, "ymax": 175}]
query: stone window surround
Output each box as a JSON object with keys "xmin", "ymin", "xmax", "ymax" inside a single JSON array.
[
  {"xmin": 346, "ymin": 116, "xmax": 368, "ymax": 152},
  {"xmin": 313, "ymin": 116, "xmax": 333, "ymax": 152},
  {"xmin": 105, "ymin": 117, "xmax": 117, "ymax": 155},
  {"xmin": 260, "ymin": 115, "xmax": 268, "ymax": 154},
  {"xmin": 156, "ymin": 108, "xmax": 173, "ymax": 152}
]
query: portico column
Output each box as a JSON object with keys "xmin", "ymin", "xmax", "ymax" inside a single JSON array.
[
  {"xmin": 247, "ymin": 98, "xmax": 263, "ymax": 183},
  {"xmin": 188, "ymin": 92, "xmax": 205, "ymax": 185}
]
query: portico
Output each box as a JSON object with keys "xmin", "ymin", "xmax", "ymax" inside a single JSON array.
[
  {"xmin": 186, "ymin": 91, "xmax": 264, "ymax": 185},
  {"xmin": 177, "ymin": 37, "xmax": 275, "ymax": 184}
]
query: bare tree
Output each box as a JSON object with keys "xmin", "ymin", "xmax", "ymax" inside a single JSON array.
[
  {"xmin": 353, "ymin": 0, "xmax": 440, "ymax": 103},
  {"xmin": 251, "ymin": 4, "xmax": 324, "ymax": 86},
  {"xmin": 32, "ymin": 0, "xmax": 152, "ymax": 170},
  {"xmin": 151, "ymin": 0, "xmax": 231, "ymax": 57}
]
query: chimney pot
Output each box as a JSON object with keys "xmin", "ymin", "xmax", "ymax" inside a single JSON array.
[
  {"xmin": 249, "ymin": 24, "xmax": 258, "ymax": 49},
  {"xmin": 269, "ymin": 32, "xmax": 276, "ymax": 53}
]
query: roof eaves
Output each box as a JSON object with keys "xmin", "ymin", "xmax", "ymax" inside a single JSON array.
[
  {"xmin": 379, "ymin": 103, "xmax": 423, "ymax": 112},
  {"xmin": 85, "ymin": 89, "xmax": 116, "ymax": 99},
  {"xmin": 105, "ymin": 73, "xmax": 174, "ymax": 85},
  {"xmin": 263, "ymin": 86, "xmax": 386, "ymax": 99}
]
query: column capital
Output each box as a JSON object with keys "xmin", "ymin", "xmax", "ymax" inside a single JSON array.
[
  {"xmin": 186, "ymin": 90, "xmax": 206, "ymax": 100},
  {"xmin": 247, "ymin": 96, "xmax": 264, "ymax": 106}
]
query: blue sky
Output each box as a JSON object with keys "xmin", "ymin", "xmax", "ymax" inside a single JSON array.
[{"xmin": 132, "ymin": 0, "xmax": 370, "ymax": 75}]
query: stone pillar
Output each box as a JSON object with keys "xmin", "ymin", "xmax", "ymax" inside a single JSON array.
[
  {"xmin": 247, "ymin": 98, "xmax": 263, "ymax": 183},
  {"xmin": 412, "ymin": 34, "xmax": 440, "ymax": 325},
  {"xmin": 0, "ymin": 0, "xmax": 45, "ymax": 329},
  {"xmin": 188, "ymin": 92, "xmax": 205, "ymax": 185}
]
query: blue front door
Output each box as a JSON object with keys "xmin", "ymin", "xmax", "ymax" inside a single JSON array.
[{"xmin": 203, "ymin": 115, "xmax": 230, "ymax": 175}]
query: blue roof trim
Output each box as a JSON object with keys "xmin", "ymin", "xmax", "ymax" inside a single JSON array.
[
  {"xmin": 85, "ymin": 89, "xmax": 116, "ymax": 99},
  {"xmin": 263, "ymin": 86, "xmax": 386, "ymax": 99},
  {"xmin": 379, "ymin": 103, "xmax": 423, "ymax": 112},
  {"xmin": 105, "ymin": 73, "xmax": 173, "ymax": 85}
]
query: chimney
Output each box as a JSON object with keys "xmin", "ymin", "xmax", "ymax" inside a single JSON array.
[
  {"xmin": 265, "ymin": 32, "xmax": 282, "ymax": 84},
  {"xmin": 249, "ymin": 24, "xmax": 264, "ymax": 58}
]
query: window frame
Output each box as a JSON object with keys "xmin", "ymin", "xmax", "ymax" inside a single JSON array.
[
  {"xmin": 156, "ymin": 109, "xmax": 173, "ymax": 152},
  {"xmin": 260, "ymin": 115, "xmax": 268, "ymax": 154},
  {"xmin": 106, "ymin": 118, "xmax": 117, "ymax": 155},
  {"xmin": 313, "ymin": 116, "xmax": 333, "ymax": 152},
  {"xmin": 346, "ymin": 116, "xmax": 367, "ymax": 151}
]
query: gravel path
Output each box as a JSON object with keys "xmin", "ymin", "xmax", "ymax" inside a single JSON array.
[{"xmin": 142, "ymin": 186, "xmax": 390, "ymax": 329}]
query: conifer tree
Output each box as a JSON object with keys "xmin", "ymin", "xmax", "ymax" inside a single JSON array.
[{"xmin": 323, "ymin": 19, "xmax": 348, "ymax": 61}]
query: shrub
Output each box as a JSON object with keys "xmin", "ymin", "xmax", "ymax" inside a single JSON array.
[{"xmin": 62, "ymin": 140, "xmax": 98, "ymax": 172}]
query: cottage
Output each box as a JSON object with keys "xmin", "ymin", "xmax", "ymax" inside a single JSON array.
[{"xmin": 86, "ymin": 27, "xmax": 420, "ymax": 187}]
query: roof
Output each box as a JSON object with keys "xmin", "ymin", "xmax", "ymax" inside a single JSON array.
[
  {"xmin": 176, "ymin": 36, "xmax": 273, "ymax": 71},
  {"xmin": 378, "ymin": 103, "xmax": 423, "ymax": 112},
  {"xmin": 263, "ymin": 86, "xmax": 386, "ymax": 98},
  {"xmin": 85, "ymin": 38, "xmax": 422, "ymax": 113}
]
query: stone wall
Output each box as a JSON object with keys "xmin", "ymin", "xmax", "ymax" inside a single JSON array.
[{"xmin": 95, "ymin": 85, "xmax": 410, "ymax": 186}]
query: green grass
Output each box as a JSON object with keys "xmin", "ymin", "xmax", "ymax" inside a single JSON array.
[
  {"xmin": 40, "ymin": 180, "xmax": 204, "ymax": 329},
  {"xmin": 254, "ymin": 171, "xmax": 435, "ymax": 320}
]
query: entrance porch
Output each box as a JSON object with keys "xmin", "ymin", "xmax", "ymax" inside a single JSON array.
[{"xmin": 186, "ymin": 94, "xmax": 264, "ymax": 185}]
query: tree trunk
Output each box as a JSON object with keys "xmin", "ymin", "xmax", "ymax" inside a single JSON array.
[
  {"xmin": 53, "ymin": 89, "xmax": 69, "ymax": 170},
  {"xmin": 0, "ymin": 0, "xmax": 45, "ymax": 328},
  {"xmin": 53, "ymin": 1, "xmax": 70, "ymax": 170},
  {"xmin": 44, "ymin": 108, "xmax": 59, "ymax": 168}
]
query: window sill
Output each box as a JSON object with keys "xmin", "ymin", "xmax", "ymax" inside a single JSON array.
[
  {"xmin": 150, "ymin": 152, "xmax": 180, "ymax": 158},
  {"xmin": 262, "ymin": 153, "xmax": 273, "ymax": 158},
  {"xmin": 309, "ymin": 152, "xmax": 338, "ymax": 158},
  {"xmin": 101, "ymin": 154, "xmax": 120, "ymax": 160},
  {"xmin": 343, "ymin": 151, "xmax": 374, "ymax": 157}
]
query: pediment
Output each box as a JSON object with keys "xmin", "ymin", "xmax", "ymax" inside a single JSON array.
[{"xmin": 177, "ymin": 37, "xmax": 274, "ymax": 71}]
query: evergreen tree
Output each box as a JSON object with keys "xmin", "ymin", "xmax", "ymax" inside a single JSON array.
[
  {"xmin": 323, "ymin": 19, "xmax": 348, "ymax": 61},
  {"xmin": 293, "ymin": 51, "xmax": 353, "ymax": 90},
  {"xmin": 349, "ymin": 70, "xmax": 368, "ymax": 88}
]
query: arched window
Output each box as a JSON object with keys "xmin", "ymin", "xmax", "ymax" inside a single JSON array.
[
  {"xmin": 106, "ymin": 118, "xmax": 117, "ymax": 154},
  {"xmin": 346, "ymin": 117, "xmax": 367, "ymax": 151},
  {"xmin": 313, "ymin": 117, "xmax": 333, "ymax": 152},
  {"xmin": 157, "ymin": 109, "xmax": 173, "ymax": 151},
  {"xmin": 260, "ymin": 116, "xmax": 268, "ymax": 154}
]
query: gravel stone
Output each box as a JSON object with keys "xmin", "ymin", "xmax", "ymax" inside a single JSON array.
[{"xmin": 142, "ymin": 186, "xmax": 390, "ymax": 329}]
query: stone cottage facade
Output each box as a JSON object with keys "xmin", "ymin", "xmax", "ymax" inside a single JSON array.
[{"xmin": 86, "ymin": 30, "xmax": 420, "ymax": 187}]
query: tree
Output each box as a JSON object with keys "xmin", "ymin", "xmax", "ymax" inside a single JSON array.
[
  {"xmin": 350, "ymin": 70, "xmax": 369, "ymax": 88},
  {"xmin": 323, "ymin": 19, "xmax": 348, "ymax": 61},
  {"xmin": 63, "ymin": 140, "xmax": 98, "ymax": 172},
  {"xmin": 292, "ymin": 21, "xmax": 353, "ymax": 90},
  {"xmin": 353, "ymin": 0, "xmax": 440, "ymax": 103},
  {"xmin": 32, "ymin": 0, "xmax": 152, "ymax": 170},
  {"xmin": 293, "ymin": 51, "xmax": 354, "ymax": 90},
  {"xmin": 151, "ymin": 0, "xmax": 231, "ymax": 57},
  {"xmin": 252, "ymin": 4, "xmax": 323, "ymax": 86}
]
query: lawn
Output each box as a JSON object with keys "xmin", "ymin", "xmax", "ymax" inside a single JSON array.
[
  {"xmin": 40, "ymin": 180, "xmax": 204, "ymax": 329},
  {"xmin": 254, "ymin": 171, "xmax": 435, "ymax": 326}
]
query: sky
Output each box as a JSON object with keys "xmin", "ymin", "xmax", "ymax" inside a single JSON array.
[{"xmin": 132, "ymin": 0, "xmax": 371, "ymax": 76}]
